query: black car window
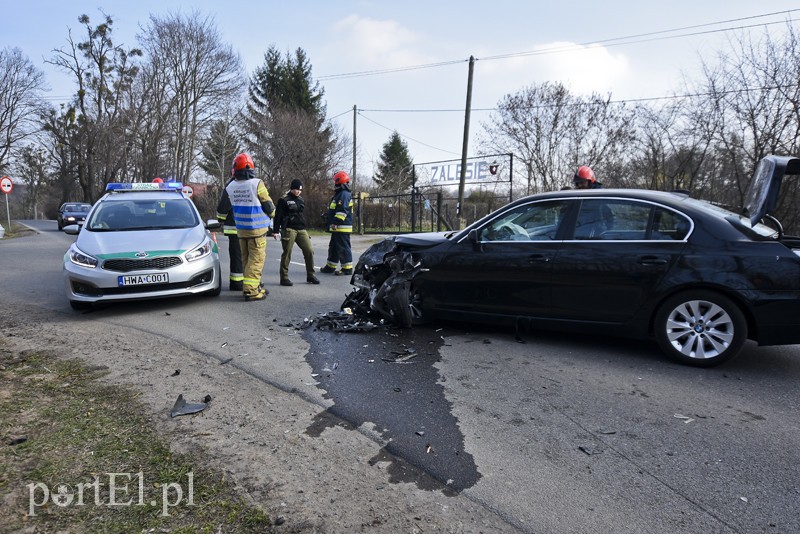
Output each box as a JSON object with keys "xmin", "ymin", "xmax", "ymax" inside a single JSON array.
[
  {"xmin": 481, "ymin": 200, "xmax": 571, "ymax": 242},
  {"xmin": 572, "ymin": 199, "xmax": 691, "ymax": 241},
  {"xmin": 652, "ymin": 207, "xmax": 691, "ymax": 240}
]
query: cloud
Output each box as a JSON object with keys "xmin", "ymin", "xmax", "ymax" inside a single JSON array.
[
  {"xmin": 474, "ymin": 42, "xmax": 632, "ymax": 105},
  {"xmin": 328, "ymin": 14, "xmax": 434, "ymax": 69}
]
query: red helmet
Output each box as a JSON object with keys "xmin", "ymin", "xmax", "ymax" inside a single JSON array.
[
  {"xmin": 232, "ymin": 153, "xmax": 255, "ymax": 172},
  {"xmin": 574, "ymin": 165, "xmax": 596, "ymax": 183},
  {"xmin": 152, "ymin": 177, "xmax": 163, "ymax": 184},
  {"xmin": 333, "ymin": 171, "xmax": 350, "ymax": 185}
]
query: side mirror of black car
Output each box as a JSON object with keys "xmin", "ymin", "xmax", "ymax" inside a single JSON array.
[{"xmin": 468, "ymin": 228, "xmax": 483, "ymax": 252}]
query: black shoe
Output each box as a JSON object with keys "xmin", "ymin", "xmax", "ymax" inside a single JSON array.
[
  {"xmin": 320, "ymin": 265, "xmax": 336, "ymax": 274},
  {"xmin": 340, "ymin": 268, "xmax": 353, "ymax": 275},
  {"xmin": 307, "ymin": 276, "xmax": 320, "ymax": 284},
  {"xmin": 229, "ymin": 281, "xmax": 243, "ymax": 291},
  {"xmin": 280, "ymin": 279, "xmax": 293, "ymax": 286}
]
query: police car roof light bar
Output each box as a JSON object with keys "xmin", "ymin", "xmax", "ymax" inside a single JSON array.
[{"xmin": 106, "ymin": 182, "xmax": 183, "ymax": 192}]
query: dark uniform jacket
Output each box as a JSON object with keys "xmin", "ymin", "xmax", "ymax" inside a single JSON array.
[{"xmin": 274, "ymin": 192, "xmax": 307, "ymax": 232}]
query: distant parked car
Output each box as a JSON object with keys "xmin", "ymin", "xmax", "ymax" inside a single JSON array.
[
  {"xmin": 347, "ymin": 155, "xmax": 800, "ymax": 367},
  {"xmin": 57, "ymin": 202, "xmax": 92, "ymax": 230},
  {"xmin": 63, "ymin": 182, "xmax": 222, "ymax": 310}
]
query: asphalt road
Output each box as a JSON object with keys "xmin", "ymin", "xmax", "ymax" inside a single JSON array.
[{"xmin": 3, "ymin": 220, "xmax": 800, "ymax": 533}]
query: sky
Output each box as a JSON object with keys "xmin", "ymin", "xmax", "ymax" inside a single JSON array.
[{"xmin": 3, "ymin": 1, "xmax": 800, "ymax": 180}]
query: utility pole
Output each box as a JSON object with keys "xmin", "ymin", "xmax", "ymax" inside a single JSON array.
[
  {"xmin": 352, "ymin": 105, "xmax": 357, "ymax": 190},
  {"xmin": 353, "ymin": 105, "xmax": 362, "ymax": 234},
  {"xmin": 456, "ymin": 56, "xmax": 475, "ymax": 230}
]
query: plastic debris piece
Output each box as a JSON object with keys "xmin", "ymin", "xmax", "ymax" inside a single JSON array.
[
  {"xmin": 221, "ymin": 342, "xmax": 228, "ymax": 348},
  {"xmin": 315, "ymin": 310, "xmax": 377, "ymax": 332},
  {"xmin": 220, "ymin": 357, "xmax": 233, "ymax": 365},
  {"xmin": 416, "ymin": 431, "xmax": 425, "ymax": 437},
  {"xmin": 170, "ymin": 369, "xmax": 180, "ymax": 377},
  {"xmin": 674, "ymin": 413, "xmax": 695, "ymax": 424},
  {"xmin": 426, "ymin": 444, "xmax": 434, "ymax": 454},
  {"xmin": 170, "ymin": 394, "xmax": 209, "ymax": 417},
  {"xmin": 578, "ymin": 445, "xmax": 602, "ymax": 455},
  {"xmin": 8, "ymin": 436, "xmax": 28, "ymax": 446}
]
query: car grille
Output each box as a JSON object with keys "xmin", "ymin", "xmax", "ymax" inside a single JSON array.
[
  {"xmin": 71, "ymin": 269, "xmax": 216, "ymax": 296},
  {"xmin": 103, "ymin": 256, "xmax": 183, "ymax": 272}
]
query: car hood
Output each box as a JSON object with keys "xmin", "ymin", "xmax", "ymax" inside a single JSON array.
[
  {"xmin": 393, "ymin": 231, "xmax": 454, "ymax": 248},
  {"xmin": 76, "ymin": 227, "xmax": 207, "ymax": 257},
  {"xmin": 357, "ymin": 232, "xmax": 452, "ymax": 268},
  {"xmin": 743, "ymin": 155, "xmax": 800, "ymax": 224}
]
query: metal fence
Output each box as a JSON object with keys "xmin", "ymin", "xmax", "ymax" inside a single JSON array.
[{"xmin": 355, "ymin": 190, "xmax": 510, "ymax": 234}]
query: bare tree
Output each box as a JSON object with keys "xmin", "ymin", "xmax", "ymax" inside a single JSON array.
[
  {"xmin": 138, "ymin": 11, "xmax": 245, "ymax": 182},
  {"xmin": 0, "ymin": 47, "xmax": 48, "ymax": 173},
  {"xmin": 46, "ymin": 13, "xmax": 141, "ymax": 201},
  {"xmin": 479, "ymin": 82, "xmax": 636, "ymax": 195}
]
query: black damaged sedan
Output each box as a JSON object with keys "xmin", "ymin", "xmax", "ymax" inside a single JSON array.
[{"xmin": 348, "ymin": 155, "xmax": 800, "ymax": 367}]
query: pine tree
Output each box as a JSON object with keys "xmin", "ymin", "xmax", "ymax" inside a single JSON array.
[
  {"xmin": 374, "ymin": 132, "xmax": 414, "ymax": 194},
  {"xmin": 244, "ymin": 46, "xmax": 332, "ymax": 193},
  {"xmin": 199, "ymin": 119, "xmax": 240, "ymax": 190}
]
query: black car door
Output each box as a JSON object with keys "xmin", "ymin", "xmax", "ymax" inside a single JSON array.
[
  {"xmin": 550, "ymin": 198, "xmax": 690, "ymax": 324},
  {"xmin": 426, "ymin": 199, "xmax": 572, "ymax": 318}
]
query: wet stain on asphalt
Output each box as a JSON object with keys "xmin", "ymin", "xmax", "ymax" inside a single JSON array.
[{"xmin": 302, "ymin": 323, "xmax": 482, "ymax": 492}]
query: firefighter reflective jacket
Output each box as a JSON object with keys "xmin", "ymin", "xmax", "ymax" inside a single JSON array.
[
  {"xmin": 216, "ymin": 170, "xmax": 275, "ymax": 238},
  {"xmin": 325, "ymin": 184, "xmax": 353, "ymax": 233}
]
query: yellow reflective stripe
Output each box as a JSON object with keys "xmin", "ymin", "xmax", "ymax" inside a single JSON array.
[
  {"xmin": 332, "ymin": 226, "xmax": 352, "ymax": 233},
  {"xmin": 329, "ymin": 201, "xmax": 336, "ymax": 209},
  {"xmin": 335, "ymin": 212, "xmax": 346, "ymax": 221}
]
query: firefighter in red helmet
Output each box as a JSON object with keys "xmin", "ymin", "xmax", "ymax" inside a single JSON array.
[
  {"xmin": 215, "ymin": 153, "xmax": 275, "ymax": 301},
  {"xmin": 573, "ymin": 166, "xmax": 602, "ymax": 189},
  {"xmin": 320, "ymin": 170, "xmax": 354, "ymax": 275}
]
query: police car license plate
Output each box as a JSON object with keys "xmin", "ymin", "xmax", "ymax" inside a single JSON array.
[{"xmin": 118, "ymin": 273, "xmax": 169, "ymax": 286}]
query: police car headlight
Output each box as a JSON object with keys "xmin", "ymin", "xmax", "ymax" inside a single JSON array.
[
  {"xmin": 68, "ymin": 244, "xmax": 98, "ymax": 268},
  {"xmin": 185, "ymin": 240, "xmax": 212, "ymax": 262}
]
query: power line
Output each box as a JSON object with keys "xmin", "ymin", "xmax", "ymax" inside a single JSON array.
[
  {"xmin": 330, "ymin": 9, "xmax": 799, "ymax": 157},
  {"xmin": 357, "ymin": 112, "xmax": 461, "ymax": 156},
  {"xmin": 356, "ymin": 83, "xmax": 800, "ymax": 114},
  {"xmin": 318, "ymin": 9, "xmax": 799, "ymax": 81}
]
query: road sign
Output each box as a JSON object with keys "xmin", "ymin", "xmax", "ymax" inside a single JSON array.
[
  {"xmin": 181, "ymin": 185, "xmax": 193, "ymax": 198},
  {"xmin": 0, "ymin": 176, "xmax": 12, "ymax": 195}
]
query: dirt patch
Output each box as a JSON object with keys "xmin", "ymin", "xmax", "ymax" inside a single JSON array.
[{"xmin": 0, "ymin": 306, "xmax": 516, "ymax": 533}]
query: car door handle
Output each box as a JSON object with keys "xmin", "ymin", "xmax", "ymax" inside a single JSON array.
[
  {"xmin": 638, "ymin": 255, "xmax": 669, "ymax": 265},
  {"xmin": 528, "ymin": 254, "xmax": 551, "ymax": 263}
]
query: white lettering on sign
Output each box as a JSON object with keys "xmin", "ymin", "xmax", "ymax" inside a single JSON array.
[{"xmin": 428, "ymin": 161, "xmax": 492, "ymax": 184}]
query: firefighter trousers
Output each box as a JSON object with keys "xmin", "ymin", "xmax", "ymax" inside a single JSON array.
[{"xmin": 239, "ymin": 234, "xmax": 267, "ymax": 296}]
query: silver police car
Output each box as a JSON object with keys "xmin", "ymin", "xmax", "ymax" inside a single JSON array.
[{"xmin": 63, "ymin": 182, "xmax": 222, "ymax": 310}]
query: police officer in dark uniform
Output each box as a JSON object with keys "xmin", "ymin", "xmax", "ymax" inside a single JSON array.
[{"xmin": 274, "ymin": 179, "xmax": 319, "ymax": 286}]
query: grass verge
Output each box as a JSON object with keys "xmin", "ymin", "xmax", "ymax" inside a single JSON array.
[{"xmin": 0, "ymin": 347, "xmax": 275, "ymax": 533}]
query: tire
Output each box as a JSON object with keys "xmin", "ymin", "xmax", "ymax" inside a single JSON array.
[
  {"xmin": 206, "ymin": 279, "xmax": 222, "ymax": 297},
  {"xmin": 654, "ymin": 290, "xmax": 747, "ymax": 367},
  {"xmin": 384, "ymin": 281, "xmax": 428, "ymax": 328},
  {"xmin": 408, "ymin": 282, "xmax": 428, "ymax": 325},
  {"xmin": 69, "ymin": 300, "xmax": 92, "ymax": 311}
]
